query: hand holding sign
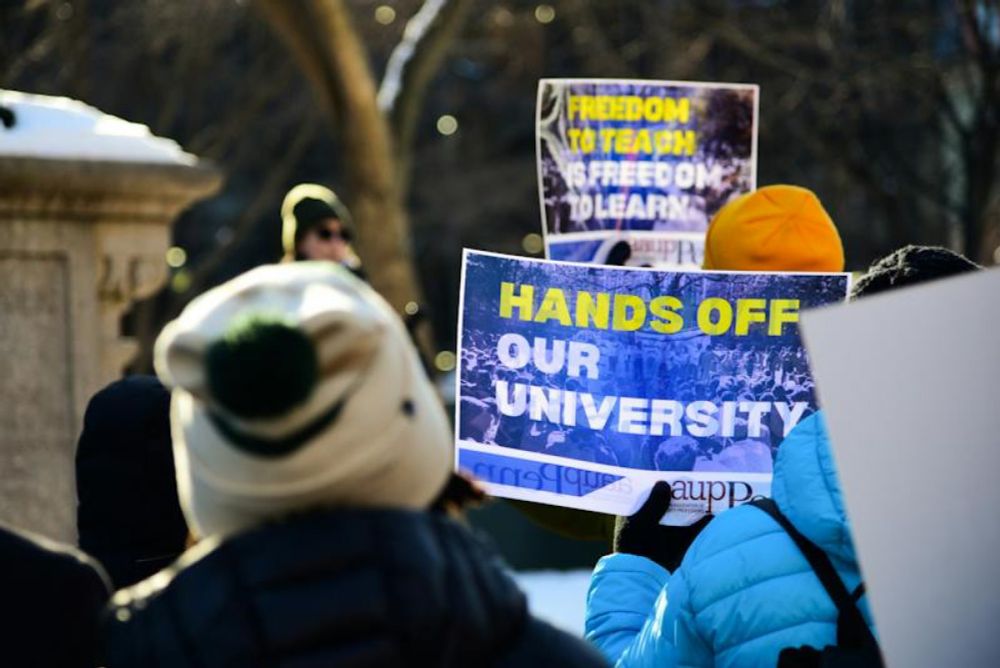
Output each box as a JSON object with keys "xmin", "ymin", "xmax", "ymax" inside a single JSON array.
[{"xmin": 613, "ymin": 481, "xmax": 713, "ymax": 571}]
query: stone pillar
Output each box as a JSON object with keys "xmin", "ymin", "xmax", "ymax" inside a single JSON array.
[{"xmin": 0, "ymin": 101, "xmax": 221, "ymax": 543}]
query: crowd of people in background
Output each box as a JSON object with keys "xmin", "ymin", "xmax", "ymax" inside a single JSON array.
[{"xmin": 1, "ymin": 178, "xmax": 986, "ymax": 667}]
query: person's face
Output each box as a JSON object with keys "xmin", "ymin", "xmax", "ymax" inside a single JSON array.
[{"xmin": 298, "ymin": 217, "xmax": 351, "ymax": 262}]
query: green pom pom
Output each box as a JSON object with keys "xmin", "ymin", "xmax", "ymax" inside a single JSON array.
[{"xmin": 205, "ymin": 315, "xmax": 318, "ymax": 419}]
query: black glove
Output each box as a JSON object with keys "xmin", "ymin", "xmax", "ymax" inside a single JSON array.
[
  {"xmin": 613, "ymin": 481, "xmax": 713, "ymax": 571},
  {"xmin": 604, "ymin": 240, "xmax": 632, "ymax": 266}
]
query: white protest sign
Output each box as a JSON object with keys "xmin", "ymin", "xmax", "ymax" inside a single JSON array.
[
  {"xmin": 800, "ymin": 268, "xmax": 1000, "ymax": 668},
  {"xmin": 536, "ymin": 79, "xmax": 758, "ymax": 268}
]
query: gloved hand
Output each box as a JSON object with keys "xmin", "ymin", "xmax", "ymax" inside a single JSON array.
[
  {"xmin": 613, "ymin": 481, "xmax": 713, "ymax": 571},
  {"xmin": 604, "ymin": 240, "xmax": 632, "ymax": 266}
]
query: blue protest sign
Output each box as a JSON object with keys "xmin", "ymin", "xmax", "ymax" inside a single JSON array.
[
  {"xmin": 537, "ymin": 79, "xmax": 758, "ymax": 268},
  {"xmin": 455, "ymin": 250, "xmax": 849, "ymax": 522}
]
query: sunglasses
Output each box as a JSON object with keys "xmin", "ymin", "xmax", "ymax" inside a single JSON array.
[{"xmin": 316, "ymin": 226, "xmax": 351, "ymax": 242}]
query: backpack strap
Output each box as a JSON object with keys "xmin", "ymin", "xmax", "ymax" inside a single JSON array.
[
  {"xmin": 852, "ymin": 583, "xmax": 866, "ymax": 602},
  {"xmin": 750, "ymin": 498, "xmax": 878, "ymax": 650}
]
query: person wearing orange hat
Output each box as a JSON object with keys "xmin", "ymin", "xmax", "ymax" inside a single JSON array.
[
  {"xmin": 702, "ymin": 184, "xmax": 845, "ymax": 272},
  {"xmin": 513, "ymin": 186, "xmax": 846, "ymax": 545},
  {"xmin": 584, "ymin": 190, "xmax": 880, "ymax": 668},
  {"xmin": 598, "ymin": 185, "xmax": 846, "ymax": 569}
]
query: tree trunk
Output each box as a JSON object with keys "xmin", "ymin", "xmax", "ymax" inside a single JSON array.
[{"xmin": 257, "ymin": 0, "xmax": 424, "ymax": 316}]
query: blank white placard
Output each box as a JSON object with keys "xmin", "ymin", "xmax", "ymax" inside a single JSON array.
[{"xmin": 800, "ymin": 268, "xmax": 1000, "ymax": 668}]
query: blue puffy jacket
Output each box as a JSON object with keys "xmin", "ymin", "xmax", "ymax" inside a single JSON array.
[{"xmin": 585, "ymin": 412, "xmax": 876, "ymax": 667}]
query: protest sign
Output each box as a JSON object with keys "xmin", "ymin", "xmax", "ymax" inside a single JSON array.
[
  {"xmin": 800, "ymin": 268, "xmax": 1000, "ymax": 668},
  {"xmin": 455, "ymin": 250, "xmax": 849, "ymax": 522},
  {"xmin": 536, "ymin": 79, "xmax": 758, "ymax": 268}
]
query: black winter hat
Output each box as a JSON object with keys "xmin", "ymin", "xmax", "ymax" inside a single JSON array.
[
  {"xmin": 76, "ymin": 375, "xmax": 188, "ymax": 589},
  {"xmin": 851, "ymin": 245, "xmax": 981, "ymax": 299},
  {"xmin": 280, "ymin": 183, "xmax": 355, "ymax": 258},
  {"xmin": 293, "ymin": 197, "xmax": 343, "ymax": 233}
]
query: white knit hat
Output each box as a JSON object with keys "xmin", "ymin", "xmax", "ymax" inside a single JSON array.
[{"xmin": 154, "ymin": 262, "xmax": 453, "ymax": 538}]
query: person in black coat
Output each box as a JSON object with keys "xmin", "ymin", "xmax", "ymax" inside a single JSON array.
[
  {"xmin": 1, "ymin": 523, "xmax": 110, "ymax": 667},
  {"xmin": 106, "ymin": 508, "xmax": 606, "ymax": 667},
  {"xmin": 76, "ymin": 376, "xmax": 189, "ymax": 589},
  {"xmin": 103, "ymin": 263, "xmax": 608, "ymax": 668}
]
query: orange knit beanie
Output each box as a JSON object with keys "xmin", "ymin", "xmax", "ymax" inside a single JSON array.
[{"xmin": 702, "ymin": 185, "xmax": 845, "ymax": 272}]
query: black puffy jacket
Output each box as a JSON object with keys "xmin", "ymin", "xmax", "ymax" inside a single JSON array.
[
  {"xmin": 1, "ymin": 523, "xmax": 110, "ymax": 667},
  {"xmin": 104, "ymin": 508, "xmax": 608, "ymax": 667}
]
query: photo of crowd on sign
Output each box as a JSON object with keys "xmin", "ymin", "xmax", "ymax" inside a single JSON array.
[
  {"xmin": 537, "ymin": 79, "xmax": 758, "ymax": 267},
  {"xmin": 456, "ymin": 250, "xmax": 849, "ymax": 517}
]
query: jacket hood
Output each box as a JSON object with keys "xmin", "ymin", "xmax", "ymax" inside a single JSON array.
[
  {"xmin": 106, "ymin": 508, "xmax": 529, "ymax": 667},
  {"xmin": 771, "ymin": 411, "xmax": 857, "ymax": 564}
]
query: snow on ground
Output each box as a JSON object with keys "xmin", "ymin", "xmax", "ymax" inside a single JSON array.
[
  {"xmin": 513, "ymin": 568, "xmax": 592, "ymax": 636},
  {"xmin": 0, "ymin": 90, "xmax": 196, "ymax": 165}
]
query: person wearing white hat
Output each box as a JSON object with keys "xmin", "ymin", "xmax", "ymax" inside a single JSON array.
[
  {"xmin": 104, "ymin": 262, "xmax": 609, "ymax": 668},
  {"xmin": 154, "ymin": 261, "xmax": 451, "ymax": 537}
]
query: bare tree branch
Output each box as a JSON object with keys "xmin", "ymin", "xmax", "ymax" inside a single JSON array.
[
  {"xmin": 378, "ymin": 0, "xmax": 474, "ymax": 181},
  {"xmin": 558, "ymin": 0, "xmax": 636, "ymax": 78},
  {"xmin": 255, "ymin": 0, "xmax": 396, "ymax": 221},
  {"xmin": 254, "ymin": 0, "xmax": 344, "ymax": 125},
  {"xmin": 256, "ymin": 0, "xmax": 444, "ymax": 361},
  {"xmin": 932, "ymin": 74, "xmax": 972, "ymax": 140},
  {"xmin": 711, "ymin": 21, "xmax": 816, "ymax": 82},
  {"xmin": 186, "ymin": 114, "xmax": 323, "ymax": 296},
  {"xmin": 2, "ymin": 3, "xmax": 61, "ymax": 85}
]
